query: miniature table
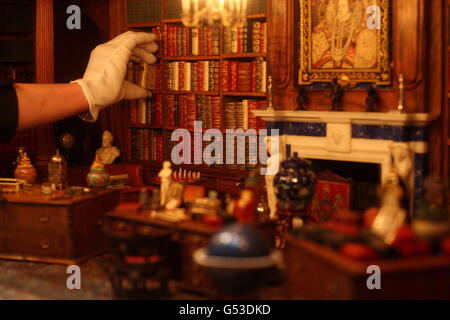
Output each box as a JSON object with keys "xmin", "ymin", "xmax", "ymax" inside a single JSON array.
[
  {"xmin": 0, "ymin": 188, "xmax": 120, "ymax": 264},
  {"xmin": 285, "ymin": 235, "xmax": 450, "ymax": 299}
]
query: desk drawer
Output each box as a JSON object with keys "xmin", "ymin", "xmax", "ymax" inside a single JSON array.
[
  {"xmin": 0, "ymin": 230, "xmax": 72, "ymax": 258},
  {"xmin": 0, "ymin": 203, "xmax": 70, "ymax": 231}
]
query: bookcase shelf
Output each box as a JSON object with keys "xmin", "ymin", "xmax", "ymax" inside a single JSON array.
[
  {"xmin": 163, "ymin": 90, "xmax": 220, "ymax": 96},
  {"xmin": 221, "ymin": 53, "xmax": 266, "ymax": 59},
  {"xmin": 223, "ymin": 92, "xmax": 267, "ymax": 97},
  {"xmin": 129, "ymin": 124, "xmax": 163, "ymax": 130},
  {"xmin": 123, "ymin": 0, "xmax": 268, "ymax": 178},
  {"xmin": 127, "ymin": 22, "xmax": 161, "ymax": 28},
  {"xmin": 164, "ymin": 56, "xmax": 220, "ymax": 61}
]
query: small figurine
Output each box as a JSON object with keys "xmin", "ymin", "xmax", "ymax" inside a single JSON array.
[
  {"xmin": 331, "ymin": 78, "xmax": 344, "ymax": 111},
  {"xmin": 14, "ymin": 150, "xmax": 37, "ymax": 185},
  {"xmin": 371, "ymin": 172, "xmax": 407, "ymax": 245},
  {"xmin": 365, "ymin": 84, "xmax": 378, "ymax": 112},
  {"xmin": 234, "ymin": 190, "xmax": 257, "ymax": 224},
  {"xmin": 96, "ymin": 131, "xmax": 120, "ymax": 164},
  {"xmin": 296, "ymin": 85, "xmax": 308, "ymax": 111},
  {"xmin": 158, "ymin": 161, "xmax": 173, "ymax": 206}
]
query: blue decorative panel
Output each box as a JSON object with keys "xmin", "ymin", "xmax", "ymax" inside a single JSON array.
[
  {"xmin": 266, "ymin": 122, "xmax": 326, "ymax": 137},
  {"xmin": 352, "ymin": 125, "xmax": 427, "ymax": 142},
  {"xmin": 413, "ymin": 153, "xmax": 429, "ymax": 211}
]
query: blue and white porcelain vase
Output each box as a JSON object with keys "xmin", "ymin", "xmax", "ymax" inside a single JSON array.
[{"xmin": 274, "ymin": 152, "xmax": 317, "ymax": 215}]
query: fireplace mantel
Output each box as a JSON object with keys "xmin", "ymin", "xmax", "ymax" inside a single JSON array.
[
  {"xmin": 252, "ymin": 110, "xmax": 437, "ymax": 127},
  {"xmin": 253, "ymin": 110, "xmax": 437, "ymax": 213}
]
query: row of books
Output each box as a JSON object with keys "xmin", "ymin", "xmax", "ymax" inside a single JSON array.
[
  {"xmin": 129, "ymin": 94, "xmax": 163, "ymax": 126},
  {"xmin": 165, "ymin": 61, "xmax": 220, "ymax": 92},
  {"xmin": 164, "ymin": 25, "xmax": 220, "ymax": 57},
  {"xmin": 224, "ymin": 100, "xmax": 267, "ymax": 130},
  {"xmin": 222, "ymin": 59, "xmax": 267, "ymax": 93},
  {"xmin": 223, "ymin": 21, "xmax": 267, "ymax": 54},
  {"xmin": 0, "ymin": 129, "xmax": 36, "ymax": 154},
  {"xmin": 126, "ymin": 61, "xmax": 163, "ymax": 91},
  {"xmin": 165, "ymin": 94, "xmax": 221, "ymax": 130},
  {"xmin": 128, "ymin": 128, "xmax": 164, "ymax": 162}
]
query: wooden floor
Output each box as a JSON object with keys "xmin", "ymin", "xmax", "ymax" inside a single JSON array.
[
  {"xmin": 0, "ymin": 254, "xmax": 284, "ymax": 300},
  {"xmin": 0, "ymin": 254, "xmax": 201, "ymax": 300}
]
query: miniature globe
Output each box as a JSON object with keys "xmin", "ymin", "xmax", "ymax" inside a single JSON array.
[
  {"xmin": 274, "ymin": 152, "xmax": 317, "ymax": 213},
  {"xmin": 194, "ymin": 224, "xmax": 280, "ymax": 296},
  {"xmin": 59, "ymin": 133, "xmax": 75, "ymax": 150}
]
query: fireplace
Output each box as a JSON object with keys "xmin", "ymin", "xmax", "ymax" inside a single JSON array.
[{"xmin": 253, "ymin": 110, "xmax": 437, "ymax": 214}]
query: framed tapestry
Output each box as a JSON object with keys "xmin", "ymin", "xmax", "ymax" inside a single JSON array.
[{"xmin": 298, "ymin": 0, "xmax": 391, "ymax": 86}]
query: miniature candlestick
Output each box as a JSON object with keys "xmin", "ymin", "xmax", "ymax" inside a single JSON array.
[{"xmin": 397, "ymin": 74, "xmax": 405, "ymax": 113}]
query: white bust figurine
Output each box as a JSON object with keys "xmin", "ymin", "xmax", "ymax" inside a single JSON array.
[
  {"xmin": 96, "ymin": 131, "xmax": 120, "ymax": 164},
  {"xmin": 158, "ymin": 161, "xmax": 173, "ymax": 206}
]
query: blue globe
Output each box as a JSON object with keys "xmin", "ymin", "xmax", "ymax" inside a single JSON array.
[{"xmin": 207, "ymin": 224, "xmax": 270, "ymax": 258}]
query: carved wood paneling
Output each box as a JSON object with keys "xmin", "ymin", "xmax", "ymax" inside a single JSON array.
[
  {"xmin": 35, "ymin": 0, "xmax": 55, "ymax": 164},
  {"xmin": 268, "ymin": 0, "xmax": 298, "ymax": 110}
]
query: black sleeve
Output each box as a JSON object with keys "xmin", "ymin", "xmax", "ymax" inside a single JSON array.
[{"xmin": 0, "ymin": 78, "xmax": 19, "ymax": 143}]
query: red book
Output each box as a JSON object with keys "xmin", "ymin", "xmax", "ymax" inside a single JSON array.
[
  {"xmin": 221, "ymin": 61, "xmax": 230, "ymax": 92},
  {"xmin": 237, "ymin": 24, "xmax": 243, "ymax": 54},
  {"xmin": 163, "ymin": 24, "xmax": 169, "ymax": 56},
  {"xmin": 179, "ymin": 61, "xmax": 185, "ymax": 91},
  {"xmin": 182, "ymin": 26, "xmax": 188, "ymax": 56},
  {"xmin": 260, "ymin": 23, "xmax": 266, "ymax": 54},
  {"xmin": 206, "ymin": 26, "xmax": 212, "ymax": 56},
  {"xmin": 198, "ymin": 27, "xmax": 204, "ymax": 56},
  {"xmin": 197, "ymin": 61, "xmax": 204, "ymax": 92},
  {"xmin": 129, "ymin": 100, "xmax": 138, "ymax": 124},
  {"xmin": 251, "ymin": 61, "xmax": 257, "ymax": 92},
  {"xmin": 230, "ymin": 61, "xmax": 238, "ymax": 92},
  {"xmin": 172, "ymin": 25, "xmax": 178, "ymax": 57},
  {"xmin": 144, "ymin": 130, "xmax": 149, "ymax": 161}
]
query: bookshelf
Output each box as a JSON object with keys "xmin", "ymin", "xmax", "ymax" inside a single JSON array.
[
  {"xmin": 0, "ymin": 0, "xmax": 36, "ymax": 159},
  {"xmin": 122, "ymin": 0, "xmax": 269, "ymax": 182}
]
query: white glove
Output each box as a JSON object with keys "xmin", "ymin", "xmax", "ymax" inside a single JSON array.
[{"xmin": 72, "ymin": 31, "xmax": 158, "ymax": 122}]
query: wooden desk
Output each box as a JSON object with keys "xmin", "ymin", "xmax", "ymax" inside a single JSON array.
[
  {"xmin": 106, "ymin": 210, "xmax": 220, "ymax": 297},
  {"xmin": 285, "ymin": 235, "xmax": 450, "ymax": 299},
  {"xmin": 0, "ymin": 188, "xmax": 120, "ymax": 265}
]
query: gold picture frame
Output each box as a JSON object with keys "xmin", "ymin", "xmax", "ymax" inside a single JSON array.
[{"xmin": 298, "ymin": 0, "xmax": 391, "ymax": 86}]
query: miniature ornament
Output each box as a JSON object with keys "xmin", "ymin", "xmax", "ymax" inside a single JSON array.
[
  {"xmin": 96, "ymin": 130, "xmax": 120, "ymax": 164},
  {"xmin": 14, "ymin": 150, "xmax": 37, "ymax": 185},
  {"xmin": 48, "ymin": 149, "xmax": 68, "ymax": 190},
  {"xmin": 86, "ymin": 155, "xmax": 110, "ymax": 188},
  {"xmin": 371, "ymin": 172, "xmax": 407, "ymax": 245},
  {"xmin": 158, "ymin": 161, "xmax": 173, "ymax": 206}
]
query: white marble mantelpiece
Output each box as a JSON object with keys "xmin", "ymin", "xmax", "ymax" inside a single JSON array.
[
  {"xmin": 253, "ymin": 110, "xmax": 438, "ymax": 213},
  {"xmin": 252, "ymin": 110, "xmax": 437, "ymax": 127}
]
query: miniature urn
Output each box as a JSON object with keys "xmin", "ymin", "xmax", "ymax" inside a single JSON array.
[
  {"xmin": 86, "ymin": 155, "xmax": 110, "ymax": 188},
  {"xmin": 14, "ymin": 151, "xmax": 37, "ymax": 185}
]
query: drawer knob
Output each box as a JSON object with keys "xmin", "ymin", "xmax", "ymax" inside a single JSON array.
[
  {"xmin": 40, "ymin": 241, "xmax": 51, "ymax": 250},
  {"xmin": 40, "ymin": 217, "xmax": 50, "ymax": 224}
]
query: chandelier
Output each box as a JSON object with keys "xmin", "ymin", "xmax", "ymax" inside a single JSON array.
[{"xmin": 181, "ymin": 0, "xmax": 248, "ymax": 28}]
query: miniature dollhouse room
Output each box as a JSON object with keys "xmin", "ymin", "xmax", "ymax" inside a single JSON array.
[{"xmin": 0, "ymin": 0, "xmax": 449, "ymax": 300}]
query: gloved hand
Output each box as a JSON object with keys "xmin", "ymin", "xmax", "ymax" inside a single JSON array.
[{"xmin": 72, "ymin": 31, "xmax": 158, "ymax": 122}]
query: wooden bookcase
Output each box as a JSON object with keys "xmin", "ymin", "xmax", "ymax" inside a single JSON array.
[
  {"xmin": 116, "ymin": 0, "xmax": 269, "ymax": 194},
  {"xmin": 0, "ymin": 0, "xmax": 37, "ymax": 175}
]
